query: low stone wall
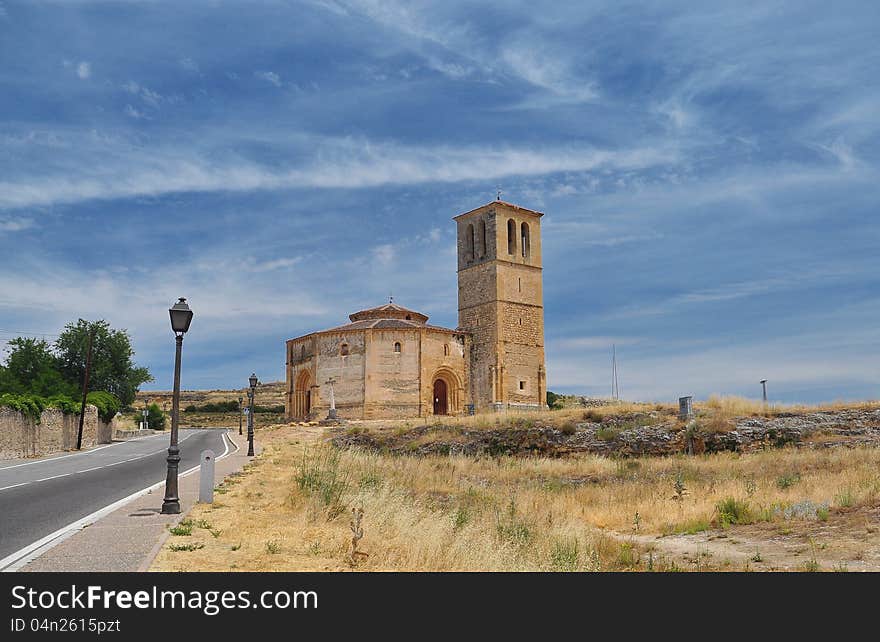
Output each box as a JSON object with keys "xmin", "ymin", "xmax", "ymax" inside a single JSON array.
[{"xmin": 0, "ymin": 405, "xmax": 114, "ymax": 459}]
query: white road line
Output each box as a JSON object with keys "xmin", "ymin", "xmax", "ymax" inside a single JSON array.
[
  {"xmin": 0, "ymin": 431, "xmax": 234, "ymax": 572},
  {"xmin": 0, "ymin": 430, "xmax": 197, "ymax": 473},
  {"xmin": 0, "ymin": 432, "xmax": 203, "ymax": 492},
  {"xmin": 33, "ymin": 473, "xmax": 73, "ymax": 482},
  {"xmin": 0, "ymin": 443, "xmax": 118, "ymax": 471}
]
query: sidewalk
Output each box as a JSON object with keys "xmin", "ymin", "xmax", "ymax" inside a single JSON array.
[{"xmin": 20, "ymin": 430, "xmax": 259, "ymax": 572}]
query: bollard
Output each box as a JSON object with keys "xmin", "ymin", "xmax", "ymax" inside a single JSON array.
[
  {"xmin": 679, "ymin": 396, "xmax": 694, "ymax": 421},
  {"xmin": 198, "ymin": 449, "xmax": 215, "ymax": 504}
]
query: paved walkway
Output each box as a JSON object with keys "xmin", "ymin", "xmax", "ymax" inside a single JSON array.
[{"xmin": 19, "ymin": 430, "xmax": 259, "ymax": 572}]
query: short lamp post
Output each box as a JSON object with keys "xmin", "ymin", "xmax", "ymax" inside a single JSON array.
[
  {"xmin": 760, "ymin": 379, "xmax": 768, "ymax": 404},
  {"xmin": 247, "ymin": 373, "xmax": 257, "ymax": 457},
  {"xmin": 238, "ymin": 395, "xmax": 243, "ymax": 436},
  {"xmin": 161, "ymin": 298, "xmax": 194, "ymax": 515}
]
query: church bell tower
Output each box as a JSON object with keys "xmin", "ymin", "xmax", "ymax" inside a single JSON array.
[{"xmin": 455, "ymin": 200, "xmax": 546, "ymax": 411}]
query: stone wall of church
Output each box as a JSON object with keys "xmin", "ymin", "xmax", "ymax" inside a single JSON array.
[
  {"xmin": 419, "ymin": 330, "xmax": 469, "ymax": 416},
  {"xmin": 313, "ymin": 332, "xmax": 366, "ymax": 420},
  {"xmin": 363, "ymin": 329, "xmax": 422, "ymax": 418}
]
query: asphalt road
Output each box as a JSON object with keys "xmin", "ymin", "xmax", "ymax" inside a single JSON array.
[{"xmin": 0, "ymin": 429, "xmax": 227, "ymax": 563}]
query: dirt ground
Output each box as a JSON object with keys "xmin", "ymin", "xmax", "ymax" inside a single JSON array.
[{"xmin": 624, "ymin": 505, "xmax": 880, "ymax": 571}]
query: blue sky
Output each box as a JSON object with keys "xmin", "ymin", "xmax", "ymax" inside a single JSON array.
[{"xmin": 1, "ymin": 1, "xmax": 878, "ymax": 403}]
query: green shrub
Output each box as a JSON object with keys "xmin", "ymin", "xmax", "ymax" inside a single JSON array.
[
  {"xmin": 0, "ymin": 393, "xmax": 46, "ymax": 423},
  {"xmin": 715, "ymin": 497, "xmax": 753, "ymax": 527},
  {"xmin": 87, "ymin": 391, "xmax": 121, "ymax": 423},
  {"xmin": 776, "ymin": 473, "xmax": 801, "ymax": 490},
  {"xmin": 147, "ymin": 402, "xmax": 166, "ymax": 430}
]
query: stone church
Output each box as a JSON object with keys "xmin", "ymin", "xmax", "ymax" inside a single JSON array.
[{"xmin": 285, "ymin": 200, "xmax": 546, "ymax": 420}]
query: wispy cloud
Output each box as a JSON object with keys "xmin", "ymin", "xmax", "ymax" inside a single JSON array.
[
  {"xmin": 0, "ymin": 135, "xmax": 676, "ymax": 210},
  {"xmin": 255, "ymin": 70, "xmax": 282, "ymax": 87},
  {"xmin": 0, "ymin": 217, "xmax": 33, "ymax": 232}
]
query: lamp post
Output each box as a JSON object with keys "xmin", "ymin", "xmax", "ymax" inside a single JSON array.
[
  {"xmin": 247, "ymin": 373, "xmax": 257, "ymax": 457},
  {"xmin": 161, "ymin": 298, "xmax": 194, "ymax": 515},
  {"xmin": 760, "ymin": 379, "xmax": 768, "ymax": 404},
  {"xmin": 238, "ymin": 395, "xmax": 243, "ymax": 436}
]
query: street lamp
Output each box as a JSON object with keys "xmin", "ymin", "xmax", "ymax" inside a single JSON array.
[
  {"xmin": 247, "ymin": 373, "xmax": 257, "ymax": 457},
  {"xmin": 161, "ymin": 297, "xmax": 194, "ymax": 515},
  {"xmin": 760, "ymin": 379, "xmax": 768, "ymax": 404},
  {"xmin": 238, "ymin": 395, "xmax": 243, "ymax": 436}
]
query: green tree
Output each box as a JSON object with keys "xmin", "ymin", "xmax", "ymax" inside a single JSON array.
[
  {"xmin": 547, "ymin": 390, "xmax": 563, "ymax": 410},
  {"xmin": 147, "ymin": 402, "xmax": 166, "ymax": 430},
  {"xmin": 0, "ymin": 338, "xmax": 77, "ymax": 397},
  {"xmin": 55, "ymin": 320, "xmax": 152, "ymax": 407}
]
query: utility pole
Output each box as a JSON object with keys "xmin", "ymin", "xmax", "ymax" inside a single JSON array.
[
  {"xmin": 611, "ymin": 344, "xmax": 620, "ymax": 401},
  {"xmin": 75, "ymin": 327, "xmax": 95, "ymax": 450}
]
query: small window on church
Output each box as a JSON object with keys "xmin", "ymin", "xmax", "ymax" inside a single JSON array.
[
  {"xmin": 394, "ymin": 342, "xmax": 401, "ymax": 353},
  {"xmin": 443, "ymin": 344, "xmax": 449, "ymax": 356},
  {"xmin": 340, "ymin": 343, "xmax": 349, "ymax": 356},
  {"xmin": 466, "ymin": 223, "xmax": 475, "ymax": 262},
  {"xmin": 519, "ymin": 380, "xmax": 526, "ymax": 390},
  {"xmin": 405, "ymin": 315, "xmax": 412, "ymax": 320},
  {"xmin": 479, "ymin": 219, "xmax": 487, "ymax": 258}
]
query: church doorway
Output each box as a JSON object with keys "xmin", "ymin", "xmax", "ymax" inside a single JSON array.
[
  {"xmin": 433, "ymin": 378, "xmax": 448, "ymax": 415},
  {"xmin": 294, "ymin": 370, "xmax": 312, "ymax": 418}
]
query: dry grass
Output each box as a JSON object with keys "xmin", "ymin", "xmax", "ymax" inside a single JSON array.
[{"xmin": 151, "ymin": 417, "xmax": 880, "ymax": 572}]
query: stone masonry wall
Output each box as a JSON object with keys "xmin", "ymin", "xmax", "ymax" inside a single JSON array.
[{"xmin": 0, "ymin": 404, "xmax": 113, "ymax": 459}]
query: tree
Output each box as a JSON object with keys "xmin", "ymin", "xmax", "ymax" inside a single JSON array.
[
  {"xmin": 0, "ymin": 338, "xmax": 78, "ymax": 397},
  {"xmin": 147, "ymin": 402, "xmax": 166, "ymax": 430},
  {"xmin": 55, "ymin": 320, "xmax": 152, "ymax": 407},
  {"xmin": 547, "ymin": 390, "xmax": 563, "ymax": 410}
]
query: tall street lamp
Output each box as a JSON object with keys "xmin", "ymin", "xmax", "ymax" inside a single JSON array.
[
  {"xmin": 238, "ymin": 395, "xmax": 243, "ymax": 436},
  {"xmin": 161, "ymin": 298, "xmax": 194, "ymax": 515},
  {"xmin": 247, "ymin": 372, "xmax": 257, "ymax": 457}
]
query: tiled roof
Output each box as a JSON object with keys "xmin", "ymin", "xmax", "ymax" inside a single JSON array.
[
  {"xmin": 453, "ymin": 199, "xmax": 544, "ymax": 220},
  {"xmin": 287, "ymin": 301, "xmax": 465, "ymax": 341}
]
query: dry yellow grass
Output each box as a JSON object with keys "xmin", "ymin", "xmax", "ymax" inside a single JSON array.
[{"xmin": 151, "ymin": 416, "xmax": 880, "ymax": 572}]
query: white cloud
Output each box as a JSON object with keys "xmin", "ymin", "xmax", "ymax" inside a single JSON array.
[
  {"xmin": 0, "ymin": 134, "xmax": 676, "ymax": 210},
  {"xmin": 76, "ymin": 61, "xmax": 91, "ymax": 79},
  {"xmin": 179, "ymin": 57, "xmax": 199, "ymax": 72},
  {"xmin": 124, "ymin": 104, "xmax": 147, "ymax": 119},
  {"xmin": 372, "ymin": 244, "xmax": 395, "ymax": 266},
  {"xmin": 0, "ymin": 217, "xmax": 33, "ymax": 232},
  {"xmin": 255, "ymin": 70, "xmax": 282, "ymax": 87}
]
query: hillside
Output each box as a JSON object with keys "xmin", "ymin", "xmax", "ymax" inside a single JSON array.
[{"xmin": 136, "ymin": 381, "xmax": 286, "ymax": 408}]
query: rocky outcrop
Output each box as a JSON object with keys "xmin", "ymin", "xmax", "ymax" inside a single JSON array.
[{"xmin": 331, "ymin": 408, "xmax": 880, "ymax": 458}]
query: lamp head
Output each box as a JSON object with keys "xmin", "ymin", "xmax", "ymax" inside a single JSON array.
[{"xmin": 169, "ymin": 298, "xmax": 194, "ymax": 335}]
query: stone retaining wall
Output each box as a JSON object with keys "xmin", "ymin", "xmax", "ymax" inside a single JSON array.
[{"xmin": 0, "ymin": 405, "xmax": 115, "ymax": 459}]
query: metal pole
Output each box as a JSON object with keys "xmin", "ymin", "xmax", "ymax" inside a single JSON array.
[
  {"xmin": 761, "ymin": 380, "xmax": 768, "ymax": 404},
  {"xmin": 76, "ymin": 328, "xmax": 95, "ymax": 450},
  {"xmin": 161, "ymin": 334, "xmax": 184, "ymax": 514},
  {"xmin": 239, "ymin": 396, "xmax": 243, "ymax": 435},
  {"xmin": 247, "ymin": 386, "xmax": 255, "ymax": 456}
]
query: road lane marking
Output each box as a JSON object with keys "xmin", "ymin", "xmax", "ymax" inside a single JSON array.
[
  {"xmin": 0, "ymin": 432, "xmax": 200, "ymax": 490},
  {"xmin": 33, "ymin": 473, "xmax": 73, "ymax": 482},
  {"xmin": 0, "ymin": 430, "xmax": 234, "ymax": 572}
]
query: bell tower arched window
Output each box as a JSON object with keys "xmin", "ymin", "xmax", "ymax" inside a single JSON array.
[
  {"xmin": 507, "ymin": 219, "xmax": 516, "ymax": 255},
  {"xmin": 466, "ymin": 224, "xmax": 475, "ymax": 262},
  {"xmin": 521, "ymin": 222, "xmax": 530, "ymax": 259},
  {"xmin": 478, "ymin": 219, "xmax": 487, "ymax": 258}
]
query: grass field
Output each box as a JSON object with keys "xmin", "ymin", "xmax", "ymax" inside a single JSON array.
[{"xmin": 151, "ymin": 400, "xmax": 880, "ymax": 572}]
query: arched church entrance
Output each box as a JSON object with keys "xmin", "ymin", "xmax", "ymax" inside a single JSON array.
[
  {"xmin": 294, "ymin": 370, "xmax": 312, "ymax": 418},
  {"xmin": 433, "ymin": 379, "xmax": 448, "ymax": 415},
  {"xmin": 431, "ymin": 369, "xmax": 461, "ymax": 416}
]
